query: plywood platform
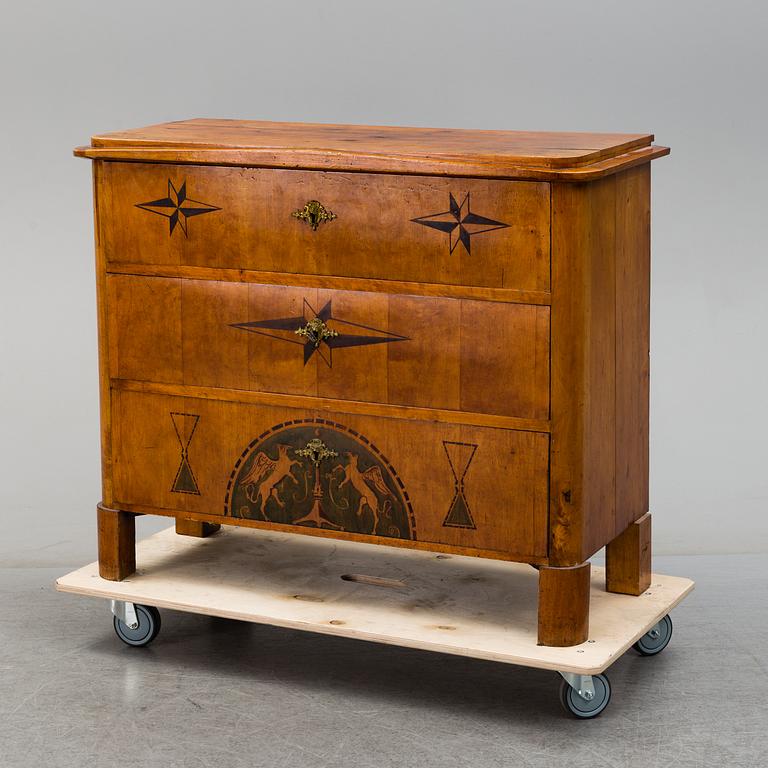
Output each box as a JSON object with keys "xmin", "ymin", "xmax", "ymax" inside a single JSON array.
[{"xmin": 56, "ymin": 526, "xmax": 694, "ymax": 675}]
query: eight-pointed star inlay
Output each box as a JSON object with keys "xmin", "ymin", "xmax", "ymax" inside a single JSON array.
[
  {"xmin": 135, "ymin": 179, "xmax": 220, "ymax": 237},
  {"xmin": 411, "ymin": 192, "xmax": 509, "ymax": 255},
  {"xmin": 230, "ymin": 299, "xmax": 409, "ymax": 367}
]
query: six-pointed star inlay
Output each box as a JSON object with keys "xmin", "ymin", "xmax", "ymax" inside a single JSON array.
[
  {"xmin": 230, "ymin": 299, "xmax": 409, "ymax": 367},
  {"xmin": 411, "ymin": 192, "xmax": 509, "ymax": 255},
  {"xmin": 135, "ymin": 179, "xmax": 220, "ymax": 237}
]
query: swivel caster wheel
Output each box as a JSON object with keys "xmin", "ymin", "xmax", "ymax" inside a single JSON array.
[
  {"xmin": 559, "ymin": 673, "xmax": 611, "ymax": 719},
  {"xmin": 633, "ymin": 614, "xmax": 673, "ymax": 656},
  {"xmin": 113, "ymin": 604, "xmax": 161, "ymax": 647}
]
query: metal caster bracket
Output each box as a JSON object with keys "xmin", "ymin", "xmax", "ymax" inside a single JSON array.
[
  {"xmin": 646, "ymin": 623, "xmax": 662, "ymax": 641},
  {"xmin": 559, "ymin": 671, "xmax": 596, "ymax": 701},
  {"xmin": 110, "ymin": 599, "xmax": 139, "ymax": 630}
]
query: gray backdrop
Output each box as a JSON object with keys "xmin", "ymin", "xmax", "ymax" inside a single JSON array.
[{"xmin": 1, "ymin": 0, "xmax": 765, "ymax": 567}]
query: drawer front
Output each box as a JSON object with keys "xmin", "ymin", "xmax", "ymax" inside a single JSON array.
[
  {"xmin": 107, "ymin": 275, "xmax": 550, "ymax": 420},
  {"xmin": 99, "ymin": 162, "xmax": 550, "ymax": 291},
  {"xmin": 111, "ymin": 390, "xmax": 549, "ymax": 558}
]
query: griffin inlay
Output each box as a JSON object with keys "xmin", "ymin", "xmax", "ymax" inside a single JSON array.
[
  {"xmin": 135, "ymin": 179, "xmax": 220, "ymax": 237},
  {"xmin": 225, "ymin": 420, "xmax": 415, "ymax": 540},
  {"xmin": 411, "ymin": 192, "xmax": 509, "ymax": 255},
  {"xmin": 170, "ymin": 412, "xmax": 201, "ymax": 495},
  {"xmin": 442, "ymin": 440, "xmax": 478, "ymax": 529},
  {"xmin": 230, "ymin": 298, "xmax": 409, "ymax": 367}
]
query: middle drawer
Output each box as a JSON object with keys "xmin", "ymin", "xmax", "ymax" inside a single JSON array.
[{"xmin": 107, "ymin": 275, "xmax": 550, "ymax": 421}]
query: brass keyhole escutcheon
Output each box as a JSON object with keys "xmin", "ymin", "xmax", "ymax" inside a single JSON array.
[
  {"xmin": 295, "ymin": 317, "xmax": 339, "ymax": 347},
  {"xmin": 292, "ymin": 200, "xmax": 336, "ymax": 230}
]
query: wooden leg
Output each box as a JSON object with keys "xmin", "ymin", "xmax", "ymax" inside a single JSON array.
[
  {"xmin": 606, "ymin": 512, "xmax": 652, "ymax": 596},
  {"xmin": 175, "ymin": 517, "xmax": 221, "ymax": 538},
  {"xmin": 537, "ymin": 562, "xmax": 590, "ymax": 646},
  {"xmin": 97, "ymin": 503, "xmax": 135, "ymax": 581}
]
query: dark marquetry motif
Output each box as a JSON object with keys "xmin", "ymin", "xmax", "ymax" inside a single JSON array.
[
  {"xmin": 411, "ymin": 192, "xmax": 509, "ymax": 254},
  {"xmin": 226, "ymin": 420, "xmax": 415, "ymax": 540},
  {"xmin": 135, "ymin": 179, "xmax": 220, "ymax": 236},
  {"xmin": 170, "ymin": 412, "xmax": 201, "ymax": 495},
  {"xmin": 230, "ymin": 298, "xmax": 409, "ymax": 367},
  {"xmin": 442, "ymin": 441, "xmax": 478, "ymax": 529}
]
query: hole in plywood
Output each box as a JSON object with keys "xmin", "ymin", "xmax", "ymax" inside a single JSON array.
[{"xmin": 340, "ymin": 573, "xmax": 408, "ymax": 590}]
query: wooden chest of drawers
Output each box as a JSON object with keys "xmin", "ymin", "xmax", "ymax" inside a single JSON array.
[{"xmin": 76, "ymin": 119, "xmax": 669, "ymax": 646}]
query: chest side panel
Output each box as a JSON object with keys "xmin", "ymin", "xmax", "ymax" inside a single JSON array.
[{"xmin": 549, "ymin": 166, "xmax": 651, "ymax": 564}]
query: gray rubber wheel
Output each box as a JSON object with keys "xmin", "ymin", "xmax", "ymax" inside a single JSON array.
[
  {"xmin": 113, "ymin": 604, "xmax": 161, "ymax": 647},
  {"xmin": 633, "ymin": 614, "xmax": 673, "ymax": 656},
  {"xmin": 559, "ymin": 674, "xmax": 611, "ymax": 719}
]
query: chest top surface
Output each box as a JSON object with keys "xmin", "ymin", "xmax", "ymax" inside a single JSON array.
[{"xmin": 75, "ymin": 119, "xmax": 668, "ymax": 180}]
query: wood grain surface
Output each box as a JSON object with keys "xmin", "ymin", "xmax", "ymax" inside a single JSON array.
[
  {"xmin": 75, "ymin": 118, "xmax": 669, "ymax": 180},
  {"xmin": 57, "ymin": 525, "xmax": 695, "ymax": 674},
  {"xmin": 106, "ymin": 275, "xmax": 550, "ymax": 420},
  {"xmin": 537, "ymin": 562, "xmax": 591, "ymax": 646},
  {"xmin": 96, "ymin": 503, "xmax": 135, "ymax": 580},
  {"xmin": 110, "ymin": 389, "xmax": 549, "ymax": 560},
  {"xmin": 98, "ymin": 162, "xmax": 550, "ymax": 291},
  {"xmin": 606, "ymin": 512, "xmax": 652, "ymax": 596},
  {"xmin": 106, "ymin": 262, "xmax": 552, "ymax": 306},
  {"xmin": 549, "ymin": 165, "xmax": 652, "ymax": 565}
]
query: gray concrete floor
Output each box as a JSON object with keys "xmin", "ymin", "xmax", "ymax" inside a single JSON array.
[{"xmin": 0, "ymin": 554, "xmax": 766, "ymax": 768}]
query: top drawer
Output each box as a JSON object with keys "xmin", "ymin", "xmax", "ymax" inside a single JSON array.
[{"xmin": 98, "ymin": 162, "xmax": 550, "ymax": 292}]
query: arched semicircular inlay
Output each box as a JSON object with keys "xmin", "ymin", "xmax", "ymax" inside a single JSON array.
[{"xmin": 225, "ymin": 419, "xmax": 415, "ymax": 540}]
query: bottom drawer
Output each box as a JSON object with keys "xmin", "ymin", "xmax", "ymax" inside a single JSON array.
[{"xmin": 111, "ymin": 389, "xmax": 549, "ymax": 560}]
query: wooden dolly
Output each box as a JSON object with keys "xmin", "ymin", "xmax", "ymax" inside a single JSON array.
[{"xmin": 56, "ymin": 526, "xmax": 693, "ymax": 718}]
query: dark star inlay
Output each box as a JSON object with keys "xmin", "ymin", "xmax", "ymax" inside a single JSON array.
[
  {"xmin": 230, "ymin": 299, "xmax": 409, "ymax": 367},
  {"xmin": 135, "ymin": 179, "xmax": 220, "ymax": 237},
  {"xmin": 411, "ymin": 192, "xmax": 509, "ymax": 255}
]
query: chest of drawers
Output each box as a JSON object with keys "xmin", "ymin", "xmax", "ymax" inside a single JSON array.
[{"xmin": 76, "ymin": 119, "xmax": 669, "ymax": 646}]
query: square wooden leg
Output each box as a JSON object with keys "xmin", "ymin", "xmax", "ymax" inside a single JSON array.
[
  {"xmin": 537, "ymin": 561, "xmax": 590, "ymax": 646},
  {"xmin": 606, "ymin": 512, "xmax": 652, "ymax": 596},
  {"xmin": 175, "ymin": 517, "xmax": 221, "ymax": 538},
  {"xmin": 97, "ymin": 503, "xmax": 135, "ymax": 581}
]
